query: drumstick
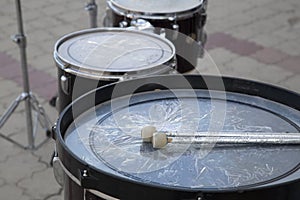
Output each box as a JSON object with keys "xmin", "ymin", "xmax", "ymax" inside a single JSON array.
[{"xmin": 141, "ymin": 126, "xmax": 300, "ymax": 149}]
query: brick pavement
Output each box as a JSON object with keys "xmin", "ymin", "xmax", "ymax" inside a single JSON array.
[{"xmin": 0, "ymin": 0, "xmax": 299, "ymax": 199}]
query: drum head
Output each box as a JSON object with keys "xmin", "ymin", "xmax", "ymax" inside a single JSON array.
[
  {"xmin": 63, "ymin": 80, "xmax": 300, "ymax": 191},
  {"xmin": 55, "ymin": 28, "xmax": 175, "ymax": 77},
  {"xmin": 110, "ymin": 0, "xmax": 203, "ymax": 14}
]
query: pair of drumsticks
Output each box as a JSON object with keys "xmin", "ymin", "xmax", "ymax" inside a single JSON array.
[{"xmin": 141, "ymin": 126, "xmax": 300, "ymax": 148}]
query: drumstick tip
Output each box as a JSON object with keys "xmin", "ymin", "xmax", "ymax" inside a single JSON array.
[{"xmin": 141, "ymin": 126, "xmax": 157, "ymax": 142}]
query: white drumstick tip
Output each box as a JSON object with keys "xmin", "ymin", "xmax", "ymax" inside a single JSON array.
[
  {"xmin": 141, "ymin": 126, "xmax": 157, "ymax": 142},
  {"xmin": 153, "ymin": 132, "xmax": 168, "ymax": 149}
]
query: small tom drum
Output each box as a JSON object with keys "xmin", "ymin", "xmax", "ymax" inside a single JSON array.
[
  {"xmin": 54, "ymin": 28, "xmax": 176, "ymax": 112},
  {"xmin": 104, "ymin": 0, "xmax": 208, "ymax": 73}
]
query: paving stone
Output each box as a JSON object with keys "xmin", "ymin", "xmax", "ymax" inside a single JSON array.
[
  {"xmin": 0, "ymin": 37, "xmax": 17, "ymax": 52},
  {"xmin": 18, "ymin": 168, "xmax": 61, "ymax": 200},
  {"xmin": 26, "ymin": 44, "xmax": 48, "ymax": 59},
  {"xmin": 29, "ymin": 54, "xmax": 56, "ymax": 71},
  {"xmin": 48, "ymin": 24, "xmax": 79, "ymax": 39},
  {"xmin": 55, "ymin": 10, "xmax": 87, "ymax": 24},
  {"xmin": 280, "ymin": 74, "xmax": 300, "ymax": 92},
  {"xmin": 225, "ymin": 25, "xmax": 260, "ymax": 40},
  {"xmin": 0, "ymin": 108, "xmax": 27, "ymax": 136},
  {"xmin": 205, "ymin": 32, "xmax": 234, "ymax": 50},
  {"xmin": 32, "ymin": 79, "xmax": 57, "ymax": 100},
  {"xmin": 227, "ymin": 39, "xmax": 263, "ymax": 56},
  {"xmin": 27, "ymin": 29, "xmax": 55, "ymax": 43},
  {"xmin": 0, "ymin": 177, "xmax": 5, "ymax": 186},
  {"xmin": 246, "ymin": 5, "xmax": 277, "ymax": 21},
  {"xmin": 0, "ymin": 137, "xmax": 23, "ymax": 163},
  {"xmin": 273, "ymin": 26, "xmax": 300, "ymax": 41},
  {"xmin": 0, "ymin": 79, "xmax": 21, "ymax": 99},
  {"xmin": 248, "ymin": 33, "xmax": 287, "ymax": 48},
  {"xmin": 278, "ymin": 56, "xmax": 300, "ymax": 73},
  {"xmin": 0, "ymin": 15, "xmax": 15, "ymax": 27},
  {"xmin": 32, "ymin": 140, "xmax": 56, "ymax": 167},
  {"xmin": 268, "ymin": 1, "xmax": 298, "ymax": 12},
  {"xmin": 194, "ymin": 54, "xmax": 226, "ymax": 76},
  {"xmin": 275, "ymin": 40, "xmax": 300, "ymax": 56},
  {"xmin": 40, "ymin": 4, "xmax": 69, "ymax": 16},
  {"xmin": 223, "ymin": 56, "xmax": 293, "ymax": 84},
  {"xmin": 207, "ymin": 48, "xmax": 240, "ymax": 66},
  {"xmin": 26, "ymin": 17, "xmax": 65, "ymax": 32},
  {"xmin": 251, "ymin": 47, "xmax": 290, "ymax": 64},
  {"xmin": 0, "ymin": 151, "xmax": 46, "ymax": 183},
  {"xmin": 22, "ymin": 0, "xmax": 51, "ymax": 10},
  {"xmin": 0, "ymin": 92, "xmax": 23, "ymax": 114},
  {"xmin": 0, "ymin": 184, "xmax": 31, "ymax": 200},
  {"xmin": 47, "ymin": 194, "xmax": 64, "ymax": 200}
]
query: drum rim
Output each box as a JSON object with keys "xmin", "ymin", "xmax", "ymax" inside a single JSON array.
[
  {"xmin": 54, "ymin": 28, "xmax": 176, "ymax": 80},
  {"xmin": 55, "ymin": 75, "xmax": 300, "ymax": 198},
  {"xmin": 107, "ymin": 0, "xmax": 205, "ymax": 20}
]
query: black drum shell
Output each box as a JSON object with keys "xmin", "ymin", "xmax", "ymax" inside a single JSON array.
[
  {"xmin": 55, "ymin": 75, "xmax": 300, "ymax": 200},
  {"xmin": 57, "ymin": 67, "xmax": 116, "ymax": 113},
  {"xmin": 54, "ymin": 28, "xmax": 176, "ymax": 112},
  {"xmin": 108, "ymin": 5, "xmax": 207, "ymax": 73}
]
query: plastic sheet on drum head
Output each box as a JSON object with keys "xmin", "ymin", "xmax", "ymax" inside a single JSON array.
[{"xmin": 65, "ymin": 90, "xmax": 300, "ymax": 189}]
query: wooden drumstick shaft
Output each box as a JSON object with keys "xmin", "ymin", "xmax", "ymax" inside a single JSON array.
[
  {"xmin": 167, "ymin": 131, "xmax": 300, "ymax": 138},
  {"xmin": 141, "ymin": 126, "xmax": 300, "ymax": 148},
  {"xmin": 152, "ymin": 132, "xmax": 300, "ymax": 149}
]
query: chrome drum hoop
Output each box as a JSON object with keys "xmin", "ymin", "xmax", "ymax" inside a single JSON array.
[
  {"xmin": 54, "ymin": 28, "xmax": 177, "ymax": 82},
  {"xmin": 107, "ymin": 0, "xmax": 206, "ymax": 21}
]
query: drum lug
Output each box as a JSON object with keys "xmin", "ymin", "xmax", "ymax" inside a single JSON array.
[
  {"xmin": 130, "ymin": 19, "xmax": 154, "ymax": 32},
  {"xmin": 172, "ymin": 23, "xmax": 179, "ymax": 40},
  {"xmin": 80, "ymin": 169, "xmax": 98, "ymax": 189},
  {"xmin": 51, "ymin": 123, "xmax": 57, "ymax": 140},
  {"xmin": 60, "ymin": 75, "xmax": 71, "ymax": 95},
  {"xmin": 159, "ymin": 28, "xmax": 166, "ymax": 38},
  {"xmin": 197, "ymin": 193, "xmax": 205, "ymax": 200},
  {"xmin": 119, "ymin": 20, "xmax": 129, "ymax": 28},
  {"xmin": 197, "ymin": 30, "xmax": 207, "ymax": 58},
  {"xmin": 52, "ymin": 156, "xmax": 64, "ymax": 187}
]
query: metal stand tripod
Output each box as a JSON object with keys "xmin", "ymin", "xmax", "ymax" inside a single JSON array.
[
  {"xmin": 85, "ymin": 0, "xmax": 98, "ymax": 28},
  {"xmin": 0, "ymin": 0, "xmax": 52, "ymax": 150}
]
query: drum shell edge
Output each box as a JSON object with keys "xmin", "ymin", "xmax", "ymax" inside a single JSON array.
[{"xmin": 55, "ymin": 75, "xmax": 300, "ymax": 200}]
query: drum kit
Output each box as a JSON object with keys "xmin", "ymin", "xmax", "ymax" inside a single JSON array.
[{"xmin": 2, "ymin": 0, "xmax": 300, "ymax": 200}]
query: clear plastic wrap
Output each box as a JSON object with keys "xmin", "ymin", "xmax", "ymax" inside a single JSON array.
[{"xmin": 65, "ymin": 90, "xmax": 300, "ymax": 189}]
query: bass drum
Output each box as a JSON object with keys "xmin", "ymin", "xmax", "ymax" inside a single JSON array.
[
  {"xmin": 53, "ymin": 75, "xmax": 300, "ymax": 200},
  {"xmin": 54, "ymin": 28, "xmax": 176, "ymax": 112},
  {"xmin": 104, "ymin": 0, "xmax": 208, "ymax": 73}
]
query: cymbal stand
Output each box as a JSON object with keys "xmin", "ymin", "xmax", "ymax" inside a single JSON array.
[
  {"xmin": 85, "ymin": 0, "xmax": 98, "ymax": 28},
  {"xmin": 0, "ymin": 0, "xmax": 52, "ymax": 150}
]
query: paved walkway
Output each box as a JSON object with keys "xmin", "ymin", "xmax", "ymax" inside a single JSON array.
[{"xmin": 0, "ymin": 0, "xmax": 299, "ymax": 199}]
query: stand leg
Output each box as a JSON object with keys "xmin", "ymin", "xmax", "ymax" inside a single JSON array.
[
  {"xmin": 85, "ymin": 0, "xmax": 98, "ymax": 28},
  {"xmin": 14, "ymin": 0, "xmax": 35, "ymax": 148},
  {"xmin": 0, "ymin": 93, "xmax": 26, "ymax": 128},
  {"xmin": 0, "ymin": 0, "xmax": 52, "ymax": 150}
]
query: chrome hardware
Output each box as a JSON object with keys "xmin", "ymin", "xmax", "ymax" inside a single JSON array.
[
  {"xmin": 159, "ymin": 28, "xmax": 166, "ymax": 38},
  {"xmin": 119, "ymin": 20, "xmax": 129, "ymax": 28},
  {"xmin": 52, "ymin": 156, "xmax": 64, "ymax": 187},
  {"xmin": 172, "ymin": 23, "xmax": 179, "ymax": 40},
  {"xmin": 60, "ymin": 75, "xmax": 70, "ymax": 95},
  {"xmin": 130, "ymin": 19, "xmax": 154, "ymax": 32},
  {"xmin": 172, "ymin": 24, "xmax": 179, "ymax": 31}
]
